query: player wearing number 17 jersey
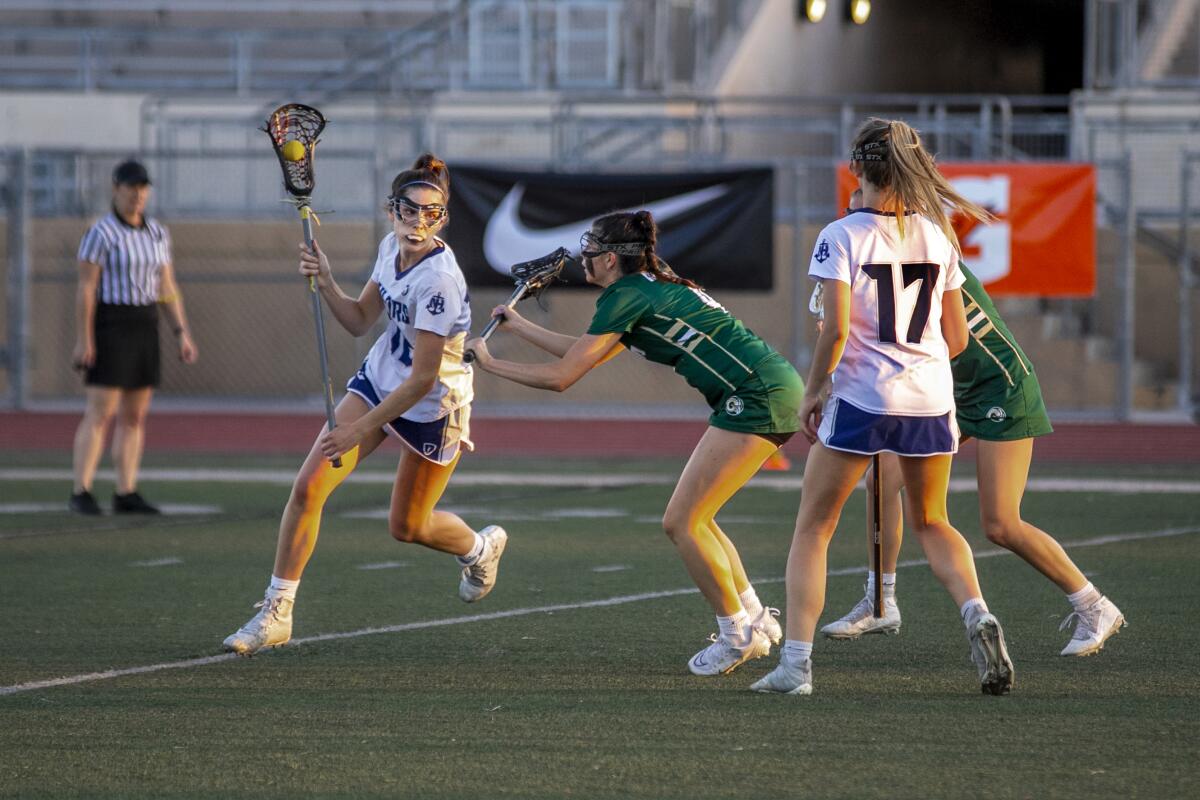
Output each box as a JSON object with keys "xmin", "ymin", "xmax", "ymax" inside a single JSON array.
[
  {"xmin": 810, "ymin": 207, "xmax": 964, "ymax": 430},
  {"xmin": 223, "ymin": 154, "xmax": 507, "ymax": 658},
  {"xmin": 753, "ymin": 118, "xmax": 1014, "ymax": 697}
]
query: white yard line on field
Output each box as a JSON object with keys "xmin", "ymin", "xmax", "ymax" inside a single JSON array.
[
  {"xmin": 2, "ymin": 468, "xmax": 1199, "ymax": 495},
  {"xmin": 2, "ymin": 524, "xmax": 1197, "ymax": 698}
]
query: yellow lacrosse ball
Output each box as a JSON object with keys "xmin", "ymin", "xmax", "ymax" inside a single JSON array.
[{"xmin": 281, "ymin": 140, "xmax": 306, "ymax": 162}]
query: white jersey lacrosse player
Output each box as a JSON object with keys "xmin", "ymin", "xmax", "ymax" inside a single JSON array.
[
  {"xmin": 808, "ymin": 208, "xmax": 965, "ymax": 454},
  {"xmin": 224, "ymin": 153, "xmax": 507, "ymax": 659},
  {"xmin": 347, "ymin": 231, "xmax": 474, "ymax": 463}
]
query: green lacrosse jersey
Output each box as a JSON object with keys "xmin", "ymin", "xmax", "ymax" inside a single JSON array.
[
  {"xmin": 953, "ymin": 264, "xmax": 1035, "ymax": 397},
  {"xmin": 587, "ymin": 272, "xmax": 778, "ymax": 410}
]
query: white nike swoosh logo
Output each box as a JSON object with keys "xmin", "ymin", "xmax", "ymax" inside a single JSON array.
[{"xmin": 482, "ymin": 182, "xmax": 732, "ymax": 275}]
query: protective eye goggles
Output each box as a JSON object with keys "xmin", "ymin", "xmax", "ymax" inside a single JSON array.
[
  {"xmin": 387, "ymin": 195, "xmax": 447, "ymax": 225},
  {"xmin": 579, "ymin": 231, "xmax": 647, "ymax": 259}
]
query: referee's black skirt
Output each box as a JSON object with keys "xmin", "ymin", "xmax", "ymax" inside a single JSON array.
[{"xmin": 85, "ymin": 303, "xmax": 160, "ymax": 389}]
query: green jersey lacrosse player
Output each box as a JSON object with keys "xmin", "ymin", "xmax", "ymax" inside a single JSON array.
[
  {"xmin": 467, "ymin": 209, "xmax": 803, "ymax": 677},
  {"xmin": 819, "ymin": 191, "xmax": 1124, "ymax": 657}
]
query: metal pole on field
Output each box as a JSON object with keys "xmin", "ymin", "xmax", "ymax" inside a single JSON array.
[
  {"xmin": 1118, "ymin": 150, "xmax": 1136, "ymax": 420},
  {"xmin": 3, "ymin": 149, "xmax": 32, "ymax": 410},
  {"xmin": 1179, "ymin": 152, "xmax": 1199, "ymax": 417}
]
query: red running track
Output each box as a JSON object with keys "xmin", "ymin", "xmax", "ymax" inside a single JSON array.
[{"xmin": 1, "ymin": 411, "xmax": 1198, "ymax": 464}]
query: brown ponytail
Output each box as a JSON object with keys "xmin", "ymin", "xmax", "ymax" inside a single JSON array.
[
  {"xmin": 851, "ymin": 118, "xmax": 994, "ymax": 253},
  {"xmin": 390, "ymin": 152, "xmax": 450, "ymax": 201},
  {"xmin": 591, "ymin": 210, "xmax": 700, "ymax": 289}
]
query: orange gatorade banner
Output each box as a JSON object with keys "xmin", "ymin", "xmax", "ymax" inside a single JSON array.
[{"xmin": 836, "ymin": 163, "xmax": 1095, "ymax": 297}]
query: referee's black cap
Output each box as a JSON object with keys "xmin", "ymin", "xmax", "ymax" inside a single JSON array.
[{"xmin": 113, "ymin": 160, "xmax": 152, "ymax": 186}]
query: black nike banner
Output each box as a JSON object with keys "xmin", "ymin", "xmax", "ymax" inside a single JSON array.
[{"xmin": 444, "ymin": 165, "xmax": 774, "ymax": 290}]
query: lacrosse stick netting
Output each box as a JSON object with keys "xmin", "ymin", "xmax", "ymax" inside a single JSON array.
[{"xmin": 262, "ymin": 103, "xmax": 341, "ymax": 467}]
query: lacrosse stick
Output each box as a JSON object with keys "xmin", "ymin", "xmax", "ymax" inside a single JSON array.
[
  {"xmin": 464, "ymin": 247, "xmax": 570, "ymax": 364},
  {"xmin": 263, "ymin": 103, "xmax": 341, "ymax": 468}
]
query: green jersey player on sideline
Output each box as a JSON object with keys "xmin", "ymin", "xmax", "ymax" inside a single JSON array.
[
  {"xmin": 467, "ymin": 209, "xmax": 803, "ymax": 677},
  {"xmin": 819, "ymin": 188, "xmax": 1125, "ymax": 657}
]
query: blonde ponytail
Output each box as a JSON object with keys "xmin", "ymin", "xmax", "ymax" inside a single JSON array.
[{"xmin": 852, "ymin": 118, "xmax": 994, "ymax": 253}]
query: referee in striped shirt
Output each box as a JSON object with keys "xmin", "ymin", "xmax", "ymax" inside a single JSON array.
[{"xmin": 69, "ymin": 160, "xmax": 198, "ymax": 515}]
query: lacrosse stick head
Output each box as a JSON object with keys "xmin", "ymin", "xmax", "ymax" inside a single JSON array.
[
  {"xmin": 511, "ymin": 247, "xmax": 569, "ymax": 300},
  {"xmin": 263, "ymin": 103, "xmax": 326, "ymax": 199}
]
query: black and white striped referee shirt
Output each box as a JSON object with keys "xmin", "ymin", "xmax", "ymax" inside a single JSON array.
[{"xmin": 77, "ymin": 211, "xmax": 172, "ymax": 306}]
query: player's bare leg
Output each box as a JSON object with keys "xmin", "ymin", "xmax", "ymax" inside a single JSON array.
[
  {"xmin": 977, "ymin": 438, "xmax": 1124, "ymax": 655},
  {"xmin": 751, "ymin": 443, "xmax": 866, "ymax": 694},
  {"xmin": 820, "ymin": 453, "xmax": 905, "ymax": 639},
  {"xmin": 782, "ymin": 443, "xmax": 870, "ymax": 643},
  {"xmin": 976, "ymin": 438, "xmax": 1085, "ymax": 592},
  {"xmin": 901, "ymin": 453, "xmax": 1013, "ymax": 694},
  {"xmin": 272, "ymin": 393, "xmax": 385, "ymax": 580},
  {"xmin": 224, "ymin": 394, "xmax": 384, "ymax": 655},
  {"xmin": 666, "ymin": 427, "xmax": 778, "ymax": 675},
  {"xmin": 665, "ymin": 427, "xmax": 776, "ymax": 615}
]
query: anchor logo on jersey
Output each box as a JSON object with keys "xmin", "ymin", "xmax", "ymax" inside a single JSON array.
[
  {"xmin": 425, "ymin": 292, "xmax": 446, "ymax": 315},
  {"xmin": 814, "ymin": 240, "xmax": 831, "ymax": 263}
]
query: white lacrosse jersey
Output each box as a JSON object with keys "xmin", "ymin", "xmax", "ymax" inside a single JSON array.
[
  {"xmin": 359, "ymin": 234, "xmax": 473, "ymax": 422},
  {"xmin": 808, "ymin": 210, "xmax": 964, "ymax": 416}
]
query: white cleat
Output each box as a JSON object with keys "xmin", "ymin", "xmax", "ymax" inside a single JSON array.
[
  {"xmin": 1059, "ymin": 596, "xmax": 1125, "ymax": 657},
  {"xmin": 820, "ymin": 590, "xmax": 901, "ymax": 640},
  {"xmin": 750, "ymin": 657, "xmax": 813, "ymax": 695},
  {"xmin": 223, "ymin": 596, "xmax": 293, "ymax": 656},
  {"xmin": 967, "ymin": 613, "xmax": 1015, "ymax": 696},
  {"xmin": 752, "ymin": 606, "xmax": 783, "ymax": 645},
  {"xmin": 688, "ymin": 629, "xmax": 771, "ymax": 676},
  {"xmin": 458, "ymin": 525, "xmax": 508, "ymax": 603}
]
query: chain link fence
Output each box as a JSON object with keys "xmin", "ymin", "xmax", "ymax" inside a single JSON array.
[{"xmin": 4, "ymin": 98, "xmax": 1194, "ymax": 421}]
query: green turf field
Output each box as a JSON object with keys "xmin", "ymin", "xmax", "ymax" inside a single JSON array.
[{"xmin": 2, "ymin": 451, "xmax": 1198, "ymax": 799}]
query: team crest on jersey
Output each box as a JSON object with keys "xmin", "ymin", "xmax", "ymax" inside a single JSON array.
[
  {"xmin": 814, "ymin": 240, "xmax": 831, "ymax": 263},
  {"xmin": 986, "ymin": 406, "xmax": 1007, "ymax": 422},
  {"xmin": 425, "ymin": 292, "xmax": 446, "ymax": 315},
  {"xmin": 725, "ymin": 396, "xmax": 744, "ymax": 416}
]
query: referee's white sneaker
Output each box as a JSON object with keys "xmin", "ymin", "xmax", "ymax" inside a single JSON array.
[
  {"xmin": 749, "ymin": 656, "xmax": 813, "ymax": 695},
  {"xmin": 1059, "ymin": 596, "xmax": 1125, "ymax": 657},
  {"xmin": 458, "ymin": 525, "xmax": 508, "ymax": 603},
  {"xmin": 223, "ymin": 596, "xmax": 293, "ymax": 656},
  {"xmin": 820, "ymin": 589, "xmax": 901, "ymax": 639},
  {"xmin": 967, "ymin": 613, "xmax": 1015, "ymax": 696},
  {"xmin": 688, "ymin": 629, "xmax": 771, "ymax": 676}
]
